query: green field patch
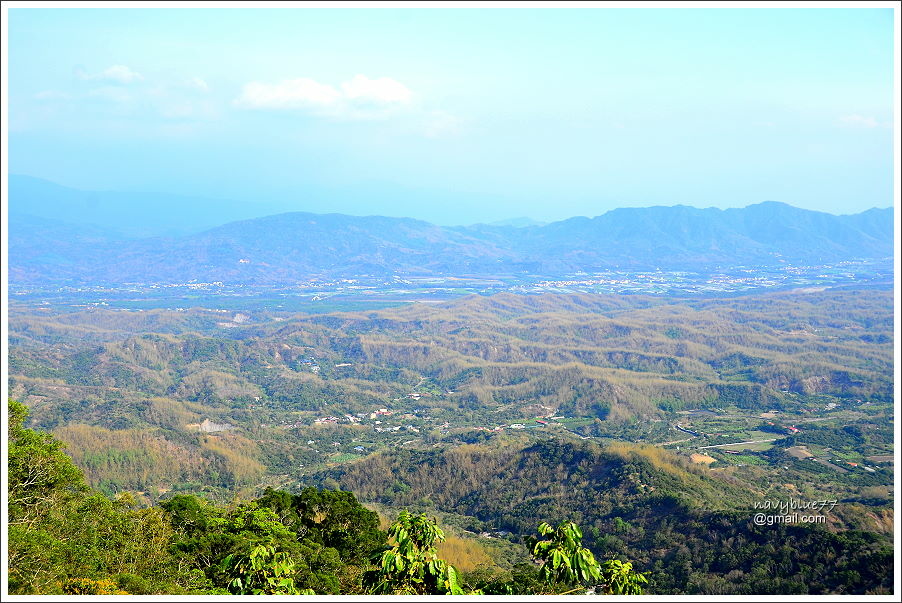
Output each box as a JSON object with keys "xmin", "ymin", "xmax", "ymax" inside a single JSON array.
[
  {"xmin": 716, "ymin": 453, "xmax": 769, "ymax": 465},
  {"xmin": 830, "ymin": 450, "xmax": 863, "ymax": 462},
  {"xmin": 554, "ymin": 417, "xmax": 595, "ymax": 428}
]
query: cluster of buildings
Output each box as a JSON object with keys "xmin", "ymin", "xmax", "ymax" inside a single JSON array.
[
  {"xmin": 300, "ymin": 357, "xmax": 321, "ymax": 373},
  {"xmin": 313, "ymin": 416, "xmax": 342, "ymax": 425},
  {"xmin": 313, "ymin": 413, "xmax": 364, "ymax": 425}
]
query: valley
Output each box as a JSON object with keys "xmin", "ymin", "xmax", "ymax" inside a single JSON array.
[{"xmin": 8, "ymin": 256, "xmax": 894, "ymax": 311}]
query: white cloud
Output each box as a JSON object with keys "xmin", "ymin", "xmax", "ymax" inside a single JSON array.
[
  {"xmin": 235, "ymin": 78, "xmax": 343, "ymax": 110},
  {"xmin": 234, "ymin": 74, "xmax": 413, "ymax": 119},
  {"xmin": 340, "ymin": 75, "xmax": 412, "ymax": 104},
  {"xmin": 78, "ymin": 64, "xmax": 144, "ymax": 84},
  {"xmin": 840, "ymin": 114, "xmax": 879, "ymax": 128}
]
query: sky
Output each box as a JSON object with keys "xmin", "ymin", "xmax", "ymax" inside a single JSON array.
[{"xmin": 5, "ymin": 7, "xmax": 896, "ymax": 225}]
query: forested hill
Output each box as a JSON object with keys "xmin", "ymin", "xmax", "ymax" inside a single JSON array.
[
  {"xmin": 8, "ymin": 400, "xmax": 893, "ymax": 595},
  {"xmin": 315, "ymin": 437, "xmax": 894, "ymax": 594},
  {"xmin": 9, "ymin": 193, "xmax": 893, "ymax": 285}
]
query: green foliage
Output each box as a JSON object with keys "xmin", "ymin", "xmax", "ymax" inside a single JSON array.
[
  {"xmin": 8, "ymin": 399, "xmax": 88, "ymax": 527},
  {"xmin": 363, "ymin": 510, "xmax": 470, "ymax": 595},
  {"xmin": 528, "ymin": 520, "xmax": 647, "ymax": 594},
  {"xmin": 220, "ymin": 544, "xmax": 308, "ymax": 595},
  {"xmin": 530, "ymin": 521, "xmax": 602, "ymax": 588},
  {"xmin": 598, "ymin": 559, "xmax": 649, "ymax": 595},
  {"xmin": 471, "ymin": 562, "xmax": 544, "ymax": 595},
  {"xmin": 166, "ymin": 499, "xmax": 297, "ymax": 588},
  {"xmin": 160, "ymin": 493, "xmax": 218, "ymax": 534},
  {"xmin": 160, "ymin": 487, "xmax": 380, "ymax": 593},
  {"xmin": 62, "ymin": 578, "xmax": 128, "ymax": 595},
  {"xmin": 7, "ymin": 399, "xmax": 209, "ymax": 595},
  {"xmin": 256, "ymin": 486, "xmax": 385, "ymax": 562}
]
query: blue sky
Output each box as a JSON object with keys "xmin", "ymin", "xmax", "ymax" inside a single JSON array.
[{"xmin": 6, "ymin": 7, "xmax": 895, "ymax": 225}]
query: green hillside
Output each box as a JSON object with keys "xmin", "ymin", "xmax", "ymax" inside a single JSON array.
[{"xmin": 312, "ymin": 436, "xmax": 891, "ymax": 594}]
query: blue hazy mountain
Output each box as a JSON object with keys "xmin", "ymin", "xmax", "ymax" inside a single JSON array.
[
  {"xmin": 485, "ymin": 217, "xmax": 547, "ymax": 228},
  {"xmin": 8, "ymin": 175, "xmax": 291, "ymax": 237},
  {"xmin": 7, "ymin": 179, "xmax": 893, "ymax": 286}
]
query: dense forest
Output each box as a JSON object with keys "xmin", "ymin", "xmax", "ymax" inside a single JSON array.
[
  {"xmin": 8, "ymin": 399, "xmax": 648, "ymax": 595},
  {"xmin": 315, "ymin": 436, "xmax": 893, "ymax": 594}
]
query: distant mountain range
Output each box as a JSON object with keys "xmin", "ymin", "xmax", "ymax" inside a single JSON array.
[
  {"xmin": 7, "ymin": 177, "xmax": 894, "ymax": 286},
  {"xmin": 8, "ymin": 175, "xmax": 290, "ymax": 238}
]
